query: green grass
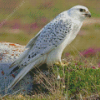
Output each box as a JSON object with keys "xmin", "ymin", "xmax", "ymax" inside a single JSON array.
[
  {"xmin": 3, "ymin": 55, "xmax": 100, "ymax": 99},
  {"xmin": 0, "ymin": 0, "xmax": 100, "ymax": 22},
  {"xmin": 0, "ymin": 32, "xmax": 31, "ymax": 45}
]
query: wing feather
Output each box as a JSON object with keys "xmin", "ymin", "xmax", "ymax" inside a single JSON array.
[
  {"xmin": 9, "ymin": 28, "xmax": 43, "ymax": 68},
  {"xmin": 10, "ymin": 18, "xmax": 73, "ymax": 72},
  {"xmin": 20, "ymin": 18, "xmax": 72, "ymax": 66}
]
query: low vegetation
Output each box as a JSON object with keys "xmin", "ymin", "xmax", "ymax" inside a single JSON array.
[
  {"xmin": 0, "ymin": 0, "xmax": 100, "ymax": 99},
  {"xmin": 2, "ymin": 51, "xmax": 100, "ymax": 99}
]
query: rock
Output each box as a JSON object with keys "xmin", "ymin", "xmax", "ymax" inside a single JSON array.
[{"xmin": 0, "ymin": 42, "xmax": 34, "ymax": 96}]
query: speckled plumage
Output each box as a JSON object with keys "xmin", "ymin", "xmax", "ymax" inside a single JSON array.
[{"xmin": 8, "ymin": 5, "xmax": 91, "ymax": 89}]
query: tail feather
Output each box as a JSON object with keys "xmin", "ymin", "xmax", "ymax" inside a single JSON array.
[
  {"xmin": 9, "ymin": 48, "xmax": 30, "ymax": 68},
  {"xmin": 9, "ymin": 61, "xmax": 16, "ymax": 68},
  {"xmin": 9, "ymin": 66, "xmax": 19, "ymax": 74},
  {"xmin": 8, "ymin": 55, "xmax": 46, "ymax": 89}
]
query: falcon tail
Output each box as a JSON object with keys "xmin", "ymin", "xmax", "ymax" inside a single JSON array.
[
  {"xmin": 7, "ymin": 55, "xmax": 46, "ymax": 89},
  {"xmin": 9, "ymin": 61, "xmax": 16, "ymax": 68},
  {"xmin": 9, "ymin": 47, "xmax": 30, "ymax": 69}
]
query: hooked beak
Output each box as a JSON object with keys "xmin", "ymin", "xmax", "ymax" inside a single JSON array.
[{"xmin": 84, "ymin": 11, "xmax": 91, "ymax": 18}]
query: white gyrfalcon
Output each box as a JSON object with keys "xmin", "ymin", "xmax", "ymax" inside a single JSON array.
[{"xmin": 8, "ymin": 5, "xmax": 91, "ymax": 89}]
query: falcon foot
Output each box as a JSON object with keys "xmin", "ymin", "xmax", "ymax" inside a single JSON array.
[{"xmin": 54, "ymin": 61, "xmax": 69, "ymax": 67}]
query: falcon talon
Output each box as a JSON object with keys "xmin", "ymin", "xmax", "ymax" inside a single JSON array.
[{"xmin": 60, "ymin": 62, "xmax": 69, "ymax": 67}]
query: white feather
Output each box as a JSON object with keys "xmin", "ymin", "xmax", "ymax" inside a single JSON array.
[
  {"xmin": 8, "ymin": 55, "xmax": 46, "ymax": 89},
  {"xmin": 8, "ymin": 5, "xmax": 91, "ymax": 89}
]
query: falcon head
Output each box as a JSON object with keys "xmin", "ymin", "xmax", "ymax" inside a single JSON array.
[{"xmin": 68, "ymin": 5, "xmax": 91, "ymax": 21}]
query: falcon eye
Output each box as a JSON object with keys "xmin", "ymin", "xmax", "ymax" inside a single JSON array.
[{"xmin": 80, "ymin": 8, "xmax": 85, "ymax": 12}]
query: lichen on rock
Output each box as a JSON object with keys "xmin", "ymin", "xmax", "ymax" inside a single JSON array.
[{"xmin": 0, "ymin": 42, "xmax": 33, "ymax": 96}]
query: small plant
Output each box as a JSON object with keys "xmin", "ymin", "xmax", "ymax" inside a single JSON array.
[
  {"xmin": 4, "ymin": 58, "xmax": 100, "ymax": 99},
  {"xmin": 80, "ymin": 48, "xmax": 100, "ymax": 57}
]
